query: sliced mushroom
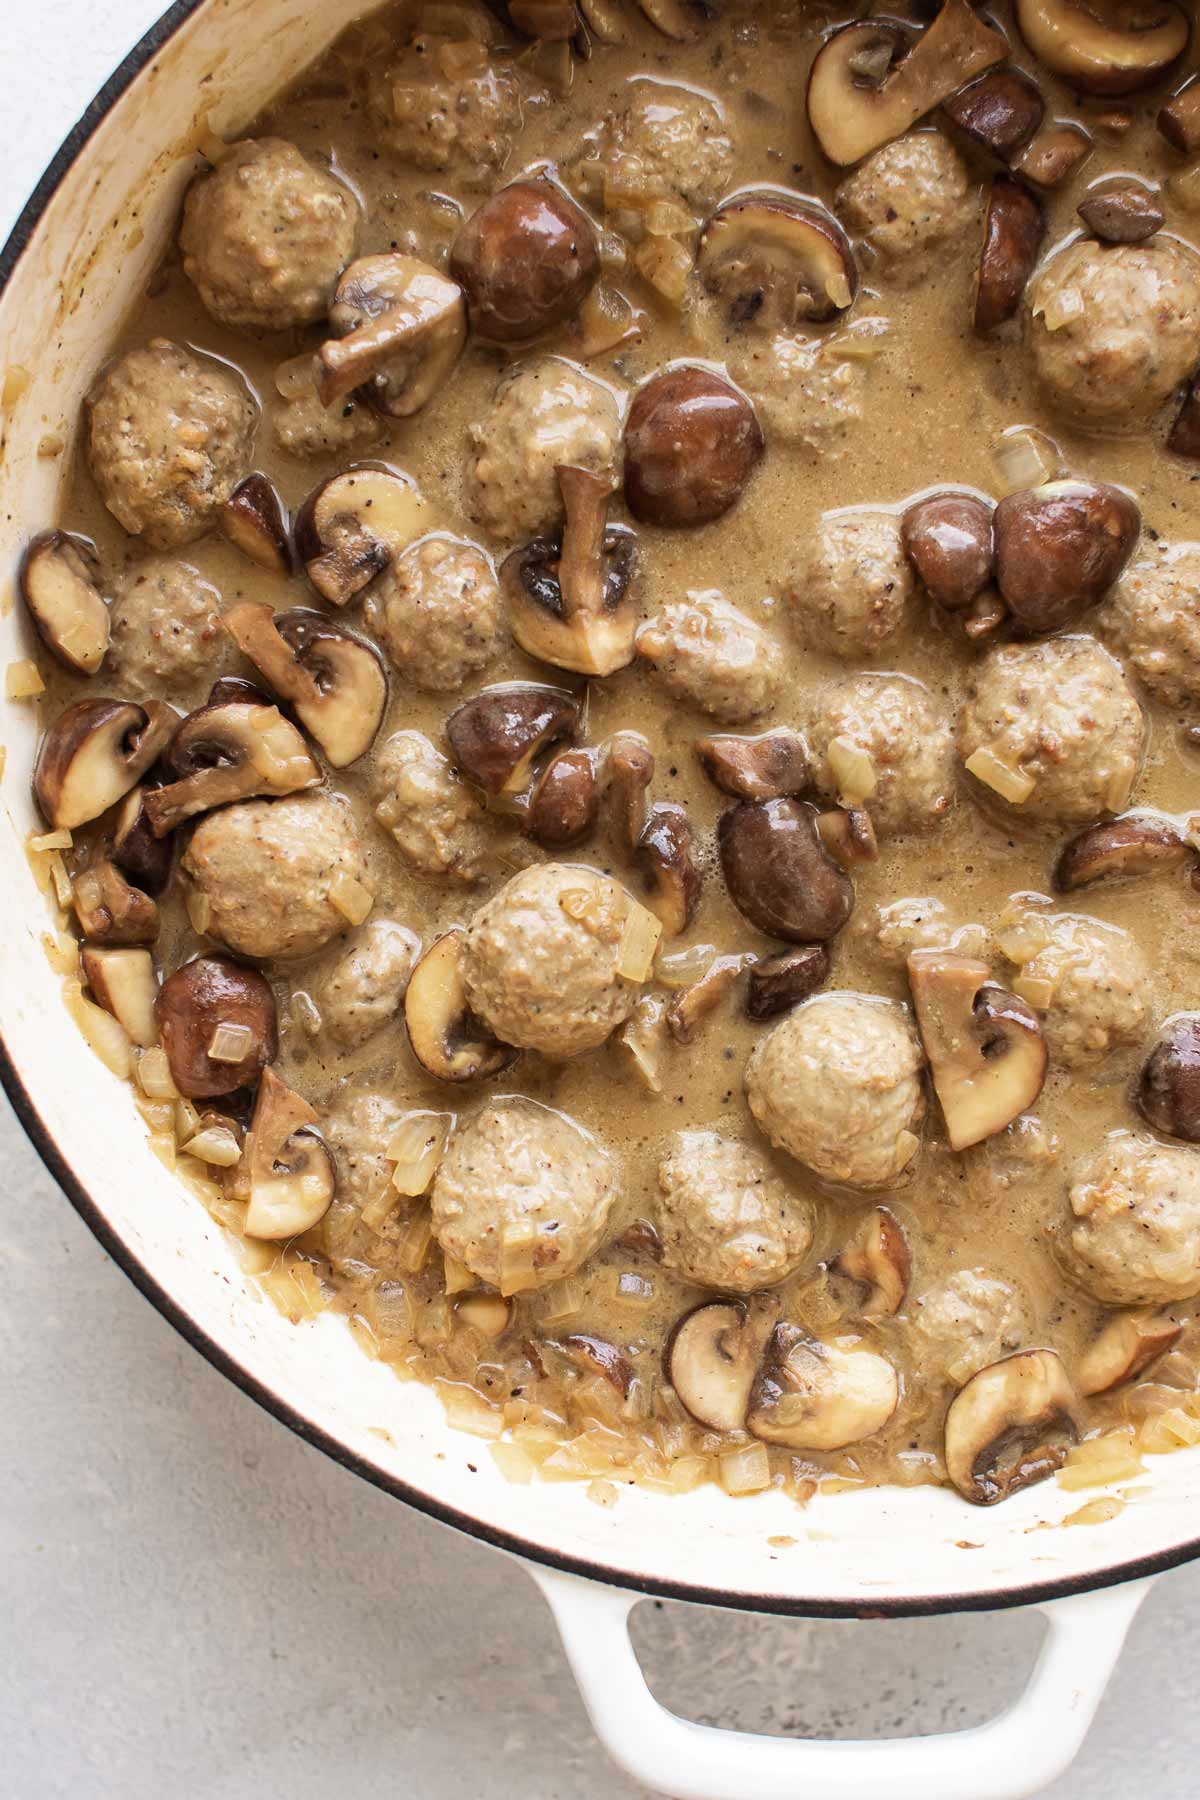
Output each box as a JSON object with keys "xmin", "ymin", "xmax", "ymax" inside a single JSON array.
[
  {"xmin": 1014, "ymin": 0, "xmax": 1188, "ymax": 97},
  {"xmin": 1054, "ymin": 812, "xmax": 1195, "ymax": 892},
  {"xmin": 745, "ymin": 944, "xmax": 831, "ymax": 1020},
  {"xmin": 317, "ymin": 255, "xmax": 466, "ymax": 414},
  {"xmin": 695, "ymin": 730, "xmax": 810, "ymax": 801},
  {"xmin": 525, "ymin": 747, "xmax": 599, "ymax": 847},
  {"xmin": 1014, "ymin": 121, "xmax": 1093, "ymax": 188},
  {"xmin": 405, "ymin": 929, "xmax": 517, "ymax": 1083},
  {"xmin": 508, "ymin": 0, "xmax": 579, "ymax": 37},
  {"xmin": 219, "ymin": 474, "xmax": 292, "ymax": 575},
  {"xmin": 19, "ymin": 531, "xmax": 110, "ymax": 675},
  {"xmin": 294, "ymin": 465, "xmax": 429, "ymax": 606},
  {"xmin": 1077, "ymin": 1312, "xmax": 1183, "ymax": 1397},
  {"xmin": 155, "ymin": 955, "xmax": 279, "ymax": 1099},
  {"xmin": 834, "ymin": 1207, "xmax": 911, "ymax": 1318},
  {"xmin": 1168, "ymin": 374, "xmax": 1200, "ymax": 460},
  {"xmin": 1137, "ymin": 1014, "xmax": 1200, "ymax": 1142},
  {"xmin": 746, "ymin": 1325, "xmax": 899, "ymax": 1451},
  {"xmin": 975, "ymin": 177, "xmax": 1044, "ymax": 334},
  {"xmin": 1077, "ymin": 183, "xmax": 1164, "ymax": 243},
  {"xmin": 908, "ymin": 949, "xmax": 1047, "ymax": 1152},
  {"xmin": 80, "ymin": 945, "xmax": 158, "ymax": 1048},
  {"xmin": 718, "ymin": 798, "xmax": 854, "ymax": 943},
  {"xmin": 901, "ymin": 493, "xmax": 994, "ymax": 612},
  {"xmin": 993, "ymin": 480, "xmax": 1139, "ymax": 633},
  {"xmin": 143, "ymin": 701, "xmax": 321, "ymax": 836},
  {"xmin": 222, "ymin": 602, "xmax": 387, "ymax": 768},
  {"xmin": 1159, "ymin": 78, "xmax": 1200, "ymax": 153},
  {"xmin": 943, "ymin": 68, "xmax": 1045, "ymax": 161},
  {"xmin": 243, "ymin": 1068, "xmax": 337, "ymax": 1241},
  {"xmin": 944, "ymin": 1348, "xmax": 1079, "ymax": 1505},
  {"xmin": 446, "ymin": 683, "xmax": 579, "ymax": 795},
  {"xmin": 667, "ymin": 952, "xmax": 751, "ymax": 1044},
  {"xmin": 606, "ymin": 732, "xmax": 655, "ymax": 849},
  {"xmin": 72, "ymin": 857, "xmax": 159, "ymax": 945},
  {"xmin": 207, "ymin": 676, "xmax": 272, "ymax": 708},
  {"xmin": 555, "ymin": 1332, "xmax": 634, "ymax": 1395},
  {"xmin": 635, "ymin": 803, "xmax": 701, "ymax": 936},
  {"xmin": 624, "ymin": 367, "xmax": 764, "ymax": 529},
  {"xmin": 111, "ymin": 784, "xmax": 174, "ymax": 896},
  {"xmin": 451, "ymin": 179, "xmax": 600, "ymax": 342},
  {"xmin": 502, "ymin": 466, "xmax": 639, "ymax": 677},
  {"xmin": 34, "ymin": 698, "xmax": 176, "ymax": 830},
  {"xmin": 806, "ymin": 0, "xmax": 1007, "ymax": 168},
  {"xmin": 665, "ymin": 1295, "xmax": 780, "ymax": 1432},
  {"xmin": 816, "ymin": 806, "xmax": 878, "ymax": 871},
  {"xmin": 696, "ymin": 191, "xmax": 857, "ymax": 327}
]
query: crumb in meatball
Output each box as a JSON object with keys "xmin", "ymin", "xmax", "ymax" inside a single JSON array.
[
  {"xmin": 466, "ymin": 357, "xmax": 622, "ymax": 545},
  {"xmin": 313, "ymin": 918, "xmax": 421, "ymax": 1047},
  {"xmin": 657, "ymin": 1130, "xmax": 814, "ymax": 1292},
  {"xmin": 363, "ymin": 534, "xmax": 501, "ymax": 691},
  {"xmin": 784, "ymin": 509, "xmax": 915, "ymax": 659},
  {"xmin": 835, "ymin": 131, "xmax": 977, "ymax": 286},
  {"xmin": 109, "ymin": 556, "xmax": 223, "ymax": 700},
  {"xmin": 636, "ymin": 591, "xmax": 784, "ymax": 725},
  {"xmin": 1060, "ymin": 1132, "xmax": 1200, "ymax": 1306},
  {"xmin": 368, "ymin": 33, "xmax": 520, "ymax": 187},
  {"xmin": 568, "ymin": 80, "xmax": 733, "ymax": 217},
  {"xmin": 805, "ymin": 672, "xmax": 954, "ymax": 836},
  {"xmin": 372, "ymin": 730, "xmax": 493, "ymax": 883},
  {"xmin": 996, "ymin": 898, "xmax": 1149, "ymax": 1068},
  {"xmin": 726, "ymin": 319, "xmax": 887, "ymax": 454},
  {"xmin": 1100, "ymin": 541, "xmax": 1200, "ymax": 707}
]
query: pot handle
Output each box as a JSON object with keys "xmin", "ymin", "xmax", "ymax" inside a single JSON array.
[{"xmin": 530, "ymin": 1564, "xmax": 1154, "ymax": 1800}]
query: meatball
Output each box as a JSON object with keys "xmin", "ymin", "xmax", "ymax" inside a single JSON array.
[
  {"xmin": 966, "ymin": 1113, "xmax": 1060, "ymax": 1207},
  {"xmin": 636, "ymin": 592, "xmax": 784, "ymax": 725},
  {"xmin": 462, "ymin": 863, "xmax": 641, "ymax": 1059},
  {"xmin": 466, "ymin": 357, "xmax": 622, "ymax": 545},
  {"xmin": 272, "ymin": 359, "xmax": 384, "ymax": 459},
  {"xmin": 910, "ymin": 1270, "xmax": 1031, "ymax": 1386},
  {"xmin": 431, "ymin": 1098, "xmax": 616, "ymax": 1288},
  {"xmin": 363, "ymin": 535, "xmax": 501, "ymax": 692},
  {"xmin": 784, "ymin": 510, "xmax": 915, "ymax": 659},
  {"xmin": 1060, "ymin": 1132, "xmax": 1200, "ymax": 1306},
  {"xmin": 1100, "ymin": 542, "xmax": 1200, "ymax": 706},
  {"xmin": 835, "ymin": 132, "xmax": 977, "ymax": 286},
  {"xmin": 315, "ymin": 919, "xmax": 421, "ymax": 1047},
  {"xmin": 569, "ymin": 81, "xmax": 733, "ymax": 215},
  {"xmin": 372, "ymin": 730, "xmax": 493, "ymax": 883},
  {"xmin": 108, "ymin": 556, "xmax": 222, "ymax": 698},
  {"xmin": 861, "ymin": 896, "xmax": 994, "ymax": 971},
  {"xmin": 180, "ymin": 138, "xmax": 358, "ymax": 333},
  {"xmin": 656, "ymin": 1130, "xmax": 814, "ymax": 1292},
  {"xmin": 957, "ymin": 637, "xmax": 1144, "ymax": 825},
  {"xmin": 726, "ymin": 321, "xmax": 885, "ymax": 454},
  {"xmin": 805, "ymin": 673, "xmax": 954, "ymax": 836},
  {"xmin": 325, "ymin": 1089, "xmax": 408, "ymax": 1222},
  {"xmin": 996, "ymin": 902, "xmax": 1149, "ymax": 1069},
  {"xmin": 1028, "ymin": 238, "xmax": 1200, "ymax": 427},
  {"xmin": 182, "ymin": 793, "xmax": 371, "ymax": 961},
  {"xmin": 746, "ymin": 994, "xmax": 925, "ymax": 1190},
  {"xmin": 87, "ymin": 340, "xmax": 256, "ymax": 548},
  {"xmin": 368, "ymin": 34, "xmax": 520, "ymax": 187}
]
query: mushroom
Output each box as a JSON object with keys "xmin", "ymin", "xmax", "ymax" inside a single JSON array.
[
  {"xmin": 451, "ymin": 179, "xmax": 600, "ymax": 342},
  {"xmin": 142, "ymin": 700, "xmax": 321, "ymax": 836},
  {"xmin": 695, "ymin": 190, "xmax": 857, "ymax": 327},
  {"xmin": 718, "ymin": 798, "xmax": 854, "ymax": 943},
  {"xmin": 243, "ymin": 1068, "xmax": 337, "ymax": 1241},
  {"xmin": 1054, "ymin": 812, "xmax": 1197, "ymax": 892},
  {"xmin": 1168, "ymin": 374, "xmax": 1200, "ymax": 460},
  {"xmin": 1014, "ymin": 121, "xmax": 1094, "ymax": 188},
  {"xmin": 695, "ymin": 729, "xmax": 810, "ymax": 801},
  {"xmin": 316, "ymin": 255, "xmax": 466, "ymax": 415},
  {"xmin": 1077, "ymin": 183, "xmax": 1164, "ymax": 243},
  {"xmin": 907, "ymin": 948, "xmax": 1047, "ymax": 1152},
  {"xmin": 943, "ymin": 68, "xmax": 1046, "ymax": 162},
  {"xmin": 34, "ymin": 697, "xmax": 176, "ymax": 831},
  {"xmin": 219, "ymin": 474, "xmax": 292, "ymax": 575},
  {"xmin": 975, "ymin": 177, "xmax": 1044, "ymax": 334},
  {"xmin": 834, "ymin": 1207, "xmax": 911, "ymax": 1317},
  {"xmin": 635, "ymin": 803, "xmax": 701, "ymax": 936},
  {"xmin": 502, "ymin": 466, "xmax": 639, "ymax": 677},
  {"xmin": 816, "ymin": 806, "xmax": 878, "ymax": 871},
  {"xmin": 665, "ymin": 1295, "xmax": 780, "ymax": 1432},
  {"xmin": 745, "ymin": 943, "xmax": 831, "ymax": 1020},
  {"xmin": 19, "ymin": 530, "xmax": 110, "ymax": 675},
  {"xmin": 525, "ymin": 747, "xmax": 599, "ymax": 847},
  {"xmin": 446, "ymin": 682, "xmax": 579, "ymax": 795},
  {"xmin": 294, "ymin": 464, "xmax": 429, "ymax": 606},
  {"xmin": 155, "ymin": 955, "xmax": 279, "ymax": 1099},
  {"xmin": 1137, "ymin": 1014, "xmax": 1200, "ymax": 1142},
  {"xmin": 992, "ymin": 480, "xmax": 1140, "ymax": 633},
  {"xmin": 80, "ymin": 945, "xmax": 159, "ymax": 1048},
  {"xmin": 404, "ymin": 929, "xmax": 517, "ymax": 1083},
  {"xmin": 554, "ymin": 1332, "xmax": 634, "ymax": 1395},
  {"xmin": 1159, "ymin": 78, "xmax": 1200, "ymax": 153},
  {"xmin": 111, "ymin": 785, "xmax": 174, "ymax": 896},
  {"xmin": 746, "ymin": 1325, "xmax": 899, "ymax": 1451},
  {"xmin": 72, "ymin": 857, "xmax": 159, "ymax": 945},
  {"xmin": 667, "ymin": 952, "xmax": 751, "ymax": 1044},
  {"xmin": 208, "ymin": 676, "xmax": 272, "ymax": 708},
  {"xmin": 1077, "ymin": 1311, "xmax": 1183, "ymax": 1396},
  {"xmin": 944, "ymin": 1348, "xmax": 1080, "ymax": 1505},
  {"xmin": 1014, "ymin": 0, "xmax": 1188, "ymax": 97},
  {"xmin": 624, "ymin": 367, "xmax": 764, "ymax": 529},
  {"xmin": 901, "ymin": 493, "xmax": 994, "ymax": 613},
  {"xmin": 222, "ymin": 602, "xmax": 387, "ymax": 768},
  {"xmin": 606, "ymin": 732, "xmax": 654, "ymax": 849},
  {"xmin": 806, "ymin": 0, "xmax": 1007, "ymax": 168}
]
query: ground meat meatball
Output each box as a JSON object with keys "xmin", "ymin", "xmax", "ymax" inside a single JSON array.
[
  {"xmin": 1027, "ymin": 238, "xmax": 1200, "ymax": 428},
  {"xmin": 910, "ymin": 1270, "xmax": 1031, "ymax": 1385},
  {"xmin": 996, "ymin": 901, "xmax": 1149, "ymax": 1069},
  {"xmin": 656, "ymin": 1130, "xmax": 814, "ymax": 1292},
  {"xmin": 466, "ymin": 357, "xmax": 622, "ymax": 545},
  {"xmin": 180, "ymin": 139, "xmax": 358, "ymax": 333},
  {"xmin": 431, "ymin": 1098, "xmax": 616, "ymax": 1288},
  {"xmin": 726, "ymin": 320, "xmax": 885, "ymax": 453},
  {"xmin": 462, "ymin": 863, "xmax": 641, "ymax": 1058},
  {"xmin": 636, "ymin": 592, "xmax": 783, "ymax": 724},
  {"xmin": 966, "ymin": 1113, "xmax": 1060, "ymax": 1208},
  {"xmin": 325, "ymin": 1090, "xmax": 407, "ymax": 1221},
  {"xmin": 372, "ymin": 731, "xmax": 493, "ymax": 882},
  {"xmin": 368, "ymin": 34, "xmax": 520, "ymax": 187},
  {"xmin": 183, "ymin": 793, "xmax": 371, "ymax": 961},
  {"xmin": 569, "ymin": 81, "xmax": 733, "ymax": 215},
  {"xmin": 87, "ymin": 340, "xmax": 256, "ymax": 548},
  {"xmin": 746, "ymin": 994, "xmax": 925, "ymax": 1190},
  {"xmin": 1100, "ymin": 542, "xmax": 1200, "ymax": 706},
  {"xmin": 363, "ymin": 535, "xmax": 501, "ymax": 691},
  {"xmin": 806, "ymin": 673, "xmax": 954, "ymax": 836},
  {"xmin": 1060, "ymin": 1133, "xmax": 1200, "ymax": 1306},
  {"xmin": 957, "ymin": 637, "xmax": 1144, "ymax": 825},
  {"xmin": 314, "ymin": 919, "xmax": 421, "ymax": 1047},
  {"xmin": 272, "ymin": 369, "xmax": 384, "ymax": 460},
  {"xmin": 108, "ymin": 556, "xmax": 222, "ymax": 698},
  {"xmin": 835, "ymin": 132, "xmax": 976, "ymax": 285},
  {"xmin": 860, "ymin": 896, "xmax": 994, "ymax": 971},
  {"xmin": 784, "ymin": 510, "xmax": 915, "ymax": 659}
]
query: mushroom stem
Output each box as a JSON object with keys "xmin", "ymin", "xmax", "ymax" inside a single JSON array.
[{"xmin": 557, "ymin": 464, "xmax": 615, "ymax": 621}]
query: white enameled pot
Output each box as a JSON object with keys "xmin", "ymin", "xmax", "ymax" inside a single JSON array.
[{"xmin": 0, "ymin": 4, "xmax": 1195, "ymax": 1792}]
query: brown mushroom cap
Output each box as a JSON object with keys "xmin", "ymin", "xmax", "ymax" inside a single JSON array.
[
  {"xmin": 1137, "ymin": 1014, "xmax": 1200, "ymax": 1143},
  {"xmin": 446, "ymin": 682, "xmax": 579, "ymax": 795},
  {"xmin": 718, "ymin": 797, "xmax": 854, "ymax": 943},
  {"xmin": 555, "ymin": 1332, "xmax": 635, "ymax": 1395},
  {"xmin": 526, "ymin": 747, "xmax": 599, "ymax": 848},
  {"xmin": 1014, "ymin": 0, "xmax": 1188, "ymax": 97},
  {"xmin": 944, "ymin": 1348, "xmax": 1080, "ymax": 1505},
  {"xmin": 1015, "ymin": 121, "xmax": 1094, "ymax": 188},
  {"xmin": 451, "ymin": 179, "xmax": 600, "ymax": 342},
  {"xmin": 243, "ymin": 1067, "xmax": 337, "ymax": 1240},
  {"xmin": 635, "ymin": 803, "xmax": 702, "ymax": 937},
  {"xmin": 156, "ymin": 955, "xmax": 279, "ymax": 1099},
  {"xmin": 908, "ymin": 949, "xmax": 1047, "ymax": 1151},
  {"xmin": 404, "ymin": 929, "xmax": 517, "ymax": 1083},
  {"xmin": 993, "ymin": 480, "xmax": 1140, "ymax": 632},
  {"xmin": 220, "ymin": 474, "xmax": 292, "ymax": 575},
  {"xmin": 80, "ymin": 945, "xmax": 159, "ymax": 1048},
  {"xmin": 606, "ymin": 732, "xmax": 655, "ymax": 851},
  {"xmin": 695, "ymin": 730, "xmax": 811, "ymax": 801},
  {"xmin": 502, "ymin": 466, "xmax": 640, "ymax": 678},
  {"xmin": 901, "ymin": 494, "xmax": 995, "ymax": 612},
  {"xmin": 294, "ymin": 464, "xmax": 429, "ymax": 606},
  {"xmin": 34, "ymin": 697, "xmax": 176, "ymax": 831},
  {"xmin": 1159, "ymin": 77, "xmax": 1200, "ymax": 153},
  {"xmin": 746, "ymin": 1324, "xmax": 899, "ymax": 1451},
  {"xmin": 1077, "ymin": 1311, "xmax": 1182, "ymax": 1396},
  {"xmin": 975, "ymin": 177, "xmax": 1045, "ymax": 334},
  {"xmin": 317, "ymin": 254, "xmax": 466, "ymax": 415},
  {"xmin": 943, "ymin": 68, "xmax": 1046, "ymax": 162},
  {"xmin": 111, "ymin": 784, "xmax": 174, "ymax": 896},
  {"xmin": 696, "ymin": 190, "xmax": 858, "ymax": 327},
  {"xmin": 142, "ymin": 700, "xmax": 321, "ymax": 836},
  {"xmin": 19, "ymin": 531, "xmax": 110, "ymax": 675},
  {"xmin": 834, "ymin": 1207, "xmax": 911, "ymax": 1317},
  {"xmin": 1054, "ymin": 812, "xmax": 1196, "ymax": 892},
  {"xmin": 1077, "ymin": 183, "xmax": 1164, "ymax": 243},
  {"xmin": 72, "ymin": 859, "xmax": 159, "ymax": 945},
  {"xmin": 745, "ymin": 943, "xmax": 831, "ymax": 1019},
  {"xmin": 624, "ymin": 366, "xmax": 764, "ymax": 529},
  {"xmin": 665, "ymin": 1296, "xmax": 780, "ymax": 1432},
  {"xmin": 223, "ymin": 601, "xmax": 387, "ymax": 768}
]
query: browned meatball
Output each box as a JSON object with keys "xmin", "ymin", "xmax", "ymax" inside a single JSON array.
[
  {"xmin": 805, "ymin": 673, "xmax": 955, "ymax": 837},
  {"xmin": 363, "ymin": 535, "xmax": 502, "ymax": 692},
  {"xmin": 108, "ymin": 557, "xmax": 223, "ymax": 701},
  {"xmin": 785, "ymin": 511, "xmax": 915, "ymax": 658},
  {"xmin": 1061, "ymin": 1133, "xmax": 1200, "ymax": 1306},
  {"xmin": 657, "ymin": 1130, "xmax": 814, "ymax": 1292},
  {"xmin": 368, "ymin": 33, "xmax": 521, "ymax": 188},
  {"xmin": 836, "ymin": 132, "xmax": 977, "ymax": 285}
]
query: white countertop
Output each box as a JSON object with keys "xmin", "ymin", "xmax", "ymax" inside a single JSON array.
[{"xmin": 3, "ymin": 8, "xmax": 1198, "ymax": 1794}]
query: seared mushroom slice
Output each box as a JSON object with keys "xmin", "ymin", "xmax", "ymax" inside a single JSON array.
[
  {"xmin": 1168, "ymin": 374, "xmax": 1200, "ymax": 460},
  {"xmin": 901, "ymin": 493, "xmax": 994, "ymax": 612},
  {"xmin": 143, "ymin": 700, "xmax": 321, "ymax": 836},
  {"xmin": 816, "ymin": 806, "xmax": 878, "ymax": 871},
  {"xmin": 943, "ymin": 69, "xmax": 1045, "ymax": 162},
  {"xmin": 34, "ymin": 697, "xmax": 176, "ymax": 830},
  {"xmin": 447, "ymin": 683, "xmax": 579, "ymax": 796},
  {"xmin": 405, "ymin": 929, "xmax": 517, "ymax": 1083},
  {"xmin": 554, "ymin": 1332, "xmax": 634, "ymax": 1395},
  {"xmin": 295, "ymin": 465, "xmax": 429, "ymax": 607},
  {"xmin": 806, "ymin": 0, "xmax": 1006, "ymax": 168},
  {"xmin": 451, "ymin": 179, "xmax": 600, "ymax": 342},
  {"xmin": 72, "ymin": 857, "xmax": 159, "ymax": 945},
  {"xmin": 19, "ymin": 530, "xmax": 110, "ymax": 675},
  {"xmin": 718, "ymin": 798, "xmax": 854, "ymax": 943},
  {"xmin": 665, "ymin": 1295, "xmax": 780, "ymax": 1432},
  {"xmin": 696, "ymin": 191, "xmax": 857, "ymax": 327},
  {"xmin": 526, "ymin": 747, "xmax": 599, "ymax": 848},
  {"xmin": 1014, "ymin": 0, "xmax": 1188, "ymax": 97},
  {"xmin": 111, "ymin": 784, "xmax": 174, "ymax": 896},
  {"xmin": 1159, "ymin": 78, "xmax": 1200, "ymax": 153},
  {"xmin": 908, "ymin": 949, "xmax": 1047, "ymax": 1152},
  {"xmin": 220, "ymin": 474, "xmax": 292, "ymax": 575},
  {"xmin": 975, "ymin": 177, "xmax": 1044, "ymax": 334},
  {"xmin": 155, "ymin": 955, "xmax": 279, "ymax": 1099},
  {"xmin": 223, "ymin": 602, "xmax": 387, "ymax": 769},
  {"xmin": 624, "ymin": 367, "xmax": 764, "ymax": 529},
  {"xmin": 1078, "ymin": 184, "xmax": 1164, "ymax": 243},
  {"xmin": 80, "ymin": 945, "xmax": 158, "ymax": 1048},
  {"xmin": 1054, "ymin": 812, "xmax": 1196, "ymax": 892},
  {"xmin": 746, "ymin": 1325, "xmax": 899, "ymax": 1451},
  {"xmin": 636, "ymin": 803, "xmax": 701, "ymax": 936},
  {"xmin": 207, "ymin": 676, "xmax": 271, "ymax": 708},
  {"xmin": 503, "ymin": 466, "xmax": 639, "ymax": 677},
  {"xmin": 1078, "ymin": 1312, "xmax": 1183, "ymax": 1397},
  {"xmin": 243, "ymin": 1068, "xmax": 337, "ymax": 1241},
  {"xmin": 695, "ymin": 730, "xmax": 810, "ymax": 802},
  {"xmin": 317, "ymin": 255, "xmax": 467, "ymax": 415},
  {"xmin": 1014, "ymin": 121, "xmax": 1093, "ymax": 188},
  {"xmin": 944, "ymin": 1348, "xmax": 1079, "ymax": 1505},
  {"xmin": 605, "ymin": 732, "xmax": 654, "ymax": 849},
  {"xmin": 667, "ymin": 952, "xmax": 752, "ymax": 1044},
  {"xmin": 746, "ymin": 944, "xmax": 831, "ymax": 1020},
  {"xmin": 993, "ymin": 480, "xmax": 1140, "ymax": 633},
  {"xmin": 1137, "ymin": 1014, "xmax": 1200, "ymax": 1142},
  {"xmin": 834, "ymin": 1207, "xmax": 911, "ymax": 1317}
]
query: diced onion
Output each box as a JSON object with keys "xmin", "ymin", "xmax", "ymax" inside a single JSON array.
[
  {"xmin": 360, "ymin": 1185, "xmax": 399, "ymax": 1233},
  {"xmin": 398, "ymin": 1205, "xmax": 434, "ymax": 1273},
  {"xmin": 182, "ymin": 1125, "xmax": 243, "ymax": 1168},
  {"xmin": 136, "ymin": 1047, "xmax": 178, "ymax": 1099},
  {"xmin": 1064, "ymin": 1496, "xmax": 1125, "ymax": 1526},
  {"xmin": 49, "ymin": 854, "xmax": 73, "ymax": 908},
  {"xmin": 611, "ymin": 1269, "xmax": 654, "ymax": 1309},
  {"xmin": 187, "ymin": 888, "xmax": 212, "ymax": 935},
  {"xmin": 275, "ymin": 351, "xmax": 317, "ymax": 400},
  {"xmin": 655, "ymin": 942, "xmax": 715, "ymax": 988},
  {"xmin": 992, "ymin": 425, "xmax": 1062, "ymax": 496},
  {"xmin": 490, "ymin": 1440, "xmax": 536, "ymax": 1484},
  {"xmin": 386, "ymin": 1109, "xmax": 453, "ymax": 1197},
  {"xmin": 499, "ymin": 1217, "xmax": 539, "ymax": 1297},
  {"xmin": 1139, "ymin": 1407, "xmax": 1200, "ymax": 1453},
  {"xmin": 437, "ymin": 1379, "xmax": 504, "ymax": 1439},
  {"xmin": 174, "ymin": 1097, "xmax": 203, "ymax": 1143},
  {"xmin": 207, "ymin": 1021, "xmax": 253, "ymax": 1064},
  {"xmin": 457, "ymin": 1294, "xmax": 510, "ymax": 1337},
  {"xmin": 617, "ymin": 899, "xmax": 663, "ymax": 982},
  {"xmin": 367, "ymin": 1280, "xmax": 411, "ymax": 1341},
  {"xmin": 6, "ymin": 659, "xmax": 44, "ymax": 699},
  {"xmin": 443, "ymin": 1251, "xmax": 476, "ymax": 1294},
  {"xmin": 614, "ymin": 996, "xmax": 667, "ymax": 1094},
  {"xmin": 329, "ymin": 870, "xmax": 374, "ymax": 925},
  {"xmin": 965, "ymin": 745, "xmax": 1036, "ymax": 805},
  {"xmin": 633, "ymin": 236, "xmax": 692, "ymax": 305},
  {"xmin": 30, "ymin": 829, "xmax": 72, "ymax": 852},
  {"xmin": 539, "ymin": 1275, "xmax": 584, "ymax": 1324},
  {"xmin": 587, "ymin": 1478, "xmax": 619, "ymax": 1508},
  {"xmin": 1012, "ymin": 975, "xmax": 1055, "ymax": 1011},
  {"xmin": 64, "ymin": 981, "xmax": 131, "ymax": 1077},
  {"xmin": 1040, "ymin": 286, "xmax": 1083, "ymax": 331},
  {"xmin": 828, "ymin": 735, "xmax": 876, "ymax": 804},
  {"xmin": 291, "ymin": 990, "xmax": 322, "ymax": 1036},
  {"xmin": 718, "ymin": 1443, "xmax": 772, "ymax": 1495}
]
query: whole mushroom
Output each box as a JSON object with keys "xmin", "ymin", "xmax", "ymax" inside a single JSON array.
[
  {"xmin": 451, "ymin": 179, "xmax": 600, "ymax": 341},
  {"xmin": 624, "ymin": 366, "xmax": 764, "ymax": 528},
  {"xmin": 156, "ymin": 955, "xmax": 279, "ymax": 1099}
]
